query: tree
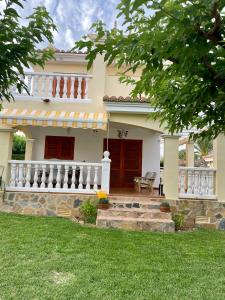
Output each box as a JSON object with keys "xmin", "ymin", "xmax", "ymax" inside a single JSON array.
[
  {"xmin": 0, "ymin": 0, "xmax": 56, "ymax": 103},
  {"xmin": 195, "ymin": 137, "xmax": 213, "ymax": 158},
  {"xmin": 75, "ymin": 0, "xmax": 225, "ymax": 139}
]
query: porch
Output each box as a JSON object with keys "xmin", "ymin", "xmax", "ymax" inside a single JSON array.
[{"xmin": 0, "ymin": 120, "xmax": 161, "ymax": 196}]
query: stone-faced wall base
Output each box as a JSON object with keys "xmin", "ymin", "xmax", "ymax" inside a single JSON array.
[
  {"xmin": 168, "ymin": 199, "xmax": 225, "ymax": 229},
  {"xmin": 3, "ymin": 192, "xmax": 96, "ymax": 218}
]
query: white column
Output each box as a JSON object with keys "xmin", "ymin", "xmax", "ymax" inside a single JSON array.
[
  {"xmin": 25, "ymin": 139, "xmax": 35, "ymax": 161},
  {"xmin": 0, "ymin": 126, "xmax": 14, "ymax": 184},
  {"xmin": 186, "ymin": 141, "xmax": 195, "ymax": 167},
  {"xmin": 101, "ymin": 151, "xmax": 111, "ymax": 194},
  {"xmin": 213, "ymin": 134, "xmax": 225, "ymax": 201},
  {"xmin": 163, "ymin": 135, "xmax": 180, "ymax": 200}
]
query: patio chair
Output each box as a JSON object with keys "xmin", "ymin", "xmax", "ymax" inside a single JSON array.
[{"xmin": 134, "ymin": 172, "xmax": 157, "ymax": 193}]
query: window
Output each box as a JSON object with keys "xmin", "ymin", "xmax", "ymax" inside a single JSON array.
[{"xmin": 44, "ymin": 136, "xmax": 75, "ymax": 160}]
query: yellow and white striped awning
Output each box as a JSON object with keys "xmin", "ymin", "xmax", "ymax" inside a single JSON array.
[{"xmin": 0, "ymin": 109, "xmax": 108, "ymax": 130}]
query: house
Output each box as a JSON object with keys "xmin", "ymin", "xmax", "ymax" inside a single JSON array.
[{"xmin": 0, "ymin": 42, "xmax": 225, "ymax": 230}]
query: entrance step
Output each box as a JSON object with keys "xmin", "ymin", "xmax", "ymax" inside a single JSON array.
[
  {"xmin": 97, "ymin": 216, "xmax": 174, "ymax": 232},
  {"xmin": 97, "ymin": 197, "xmax": 175, "ymax": 232},
  {"xmin": 98, "ymin": 207, "xmax": 171, "ymax": 220}
]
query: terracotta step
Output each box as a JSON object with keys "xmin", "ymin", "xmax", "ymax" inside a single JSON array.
[
  {"xmin": 97, "ymin": 216, "xmax": 175, "ymax": 232},
  {"xmin": 98, "ymin": 207, "xmax": 171, "ymax": 220},
  {"xmin": 109, "ymin": 195, "xmax": 161, "ymax": 203}
]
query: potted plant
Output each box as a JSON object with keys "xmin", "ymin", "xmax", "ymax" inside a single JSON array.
[
  {"xmin": 160, "ymin": 201, "xmax": 171, "ymax": 213},
  {"xmin": 97, "ymin": 191, "xmax": 110, "ymax": 210}
]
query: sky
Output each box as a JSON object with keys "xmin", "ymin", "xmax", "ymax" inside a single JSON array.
[{"xmin": 17, "ymin": 0, "xmax": 121, "ymax": 50}]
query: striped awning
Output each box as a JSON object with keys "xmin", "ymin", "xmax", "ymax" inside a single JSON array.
[{"xmin": 0, "ymin": 109, "xmax": 108, "ymax": 130}]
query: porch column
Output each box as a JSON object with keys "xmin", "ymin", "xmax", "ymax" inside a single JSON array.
[
  {"xmin": 25, "ymin": 139, "xmax": 35, "ymax": 161},
  {"xmin": 213, "ymin": 134, "xmax": 225, "ymax": 202},
  {"xmin": 163, "ymin": 135, "xmax": 180, "ymax": 200},
  {"xmin": 0, "ymin": 126, "xmax": 14, "ymax": 184},
  {"xmin": 101, "ymin": 151, "xmax": 111, "ymax": 194},
  {"xmin": 186, "ymin": 141, "xmax": 195, "ymax": 167}
]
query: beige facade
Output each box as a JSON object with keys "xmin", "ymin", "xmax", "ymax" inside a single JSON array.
[{"xmin": 0, "ymin": 49, "xmax": 224, "ymax": 202}]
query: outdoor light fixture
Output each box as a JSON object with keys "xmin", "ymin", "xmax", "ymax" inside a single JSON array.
[{"xmin": 117, "ymin": 129, "xmax": 128, "ymax": 139}]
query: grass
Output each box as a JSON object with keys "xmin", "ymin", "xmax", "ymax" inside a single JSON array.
[{"xmin": 0, "ymin": 213, "xmax": 225, "ymax": 300}]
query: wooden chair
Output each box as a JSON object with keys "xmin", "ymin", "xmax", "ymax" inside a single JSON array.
[{"xmin": 134, "ymin": 172, "xmax": 157, "ymax": 193}]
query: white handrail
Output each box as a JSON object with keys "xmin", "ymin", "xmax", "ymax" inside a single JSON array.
[
  {"xmin": 7, "ymin": 154, "xmax": 111, "ymax": 194},
  {"xmin": 8, "ymin": 160, "xmax": 102, "ymax": 167},
  {"xmin": 179, "ymin": 167, "xmax": 217, "ymax": 199}
]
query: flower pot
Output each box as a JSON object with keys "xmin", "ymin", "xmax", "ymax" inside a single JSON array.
[
  {"xmin": 98, "ymin": 203, "xmax": 110, "ymax": 210},
  {"xmin": 160, "ymin": 206, "xmax": 170, "ymax": 213}
]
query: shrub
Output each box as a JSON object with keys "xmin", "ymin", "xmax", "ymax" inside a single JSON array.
[
  {"xmin": 79, "ymin": 199, "xmax": 97, "ymax": 224},
  {"xmin": 172, "ymin": 212, "xmax": 185, "ymax": 231}
]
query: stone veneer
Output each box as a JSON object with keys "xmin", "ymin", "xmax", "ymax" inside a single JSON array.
[
  {"xmin": 2, "ymin": 192, "xmax": 225, "ymax": 230},
  {"xmin": 3, "ymin": 192, "xmax": 96, "ymax": 218},
  {"xmin": 168, "ymin": 199, "xmax": 225, "ymax": 229}
]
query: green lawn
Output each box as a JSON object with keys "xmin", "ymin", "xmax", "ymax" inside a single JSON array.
[{"xmin": 0, "ymin": 213, "xmax": 225, "ymax": 300}]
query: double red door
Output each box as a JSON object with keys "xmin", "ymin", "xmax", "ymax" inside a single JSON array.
[{"xmin": 104, "ymin": 139, "xmax": 142, "ymax": 188}]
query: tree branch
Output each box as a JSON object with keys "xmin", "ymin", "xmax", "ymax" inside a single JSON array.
[{"xmin": 196, "ymin": 1, "xmax": 223, "ymax": 44}]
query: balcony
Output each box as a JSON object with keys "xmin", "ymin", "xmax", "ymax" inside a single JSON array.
[{"xmin": 12, "ymin": 72, "xmax": 92, "ymax": 103}]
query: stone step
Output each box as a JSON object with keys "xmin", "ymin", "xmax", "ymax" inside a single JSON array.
[
  {"xmin": 97, "ymin": 216, "xmax": 175, "ymax": 232},
  {"xmin": 110, "ymin": 201, "xmax": 160, "ymax": 210},
  {"xmin": 98, "ymin": 207, "xmax": 171, "ymax": 220}
]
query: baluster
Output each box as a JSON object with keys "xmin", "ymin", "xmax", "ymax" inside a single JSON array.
[
  {"xmin": 78, "ymin": 166, "xmax": 83, "ymax": 189},
  {"xmin": 41, "ymin": 75, "xmax": 46, "ymax": 97},
  {"xmin": 194, "ymin": 170, "xmax": 199, "ymax": 195},
  {"xmin": 33, "ymin": 164, "xmax": 39, "ymax": 188},
  {"xmin": 62, "ymin": 76, "xmax": 67, "ymax": 98},
  {"xmin": 25, "ymin": 164, "xmax": 31, "ymax": 188},
  {"xmin": 94, "ymin": 166, "xmax": 99, "ymax": 190},
  {"xmin": 40, "ymin": 164, "xmax": 46, "ymax": 188},
  {"xmin": 71, "ymin": 166, "xmax": 76, "ymax": 189},
  {"xmin": 201, "ymin": 170, "xmax": 207, "ymax": 195},
  {"xmin": 48, "ymin": 164, "xmax": 54, "ymax": 188},
  {"xmin": 20, "ymin": 75, "xmax": 25, "ymax": 94},
  {"xmin": 71, "ymin": 76, "xmax": 75, "ymax": 99},
  {"xmin": 56, "ymin": 76, "xmax": 61, "ymax": 98},
  {"xmin": 208, "ymin": 171, "xmax": 214, "ymax": 195},
  {"xmin": 56, "ymin": 165, "xmax": 61, "ymax": 188},
  {"xmin": 27, "ymin": 75, "xmax": 32, "ymax": 95},
  {"xmin": 33, "ymin": 75, "xmax": 39, "ymax": 96},
  {"xmin": 17, "ymin": 163, "xmax": 24, "ymax": 187},
  {"xmin": 48, "ymin": 76, "xmax": 53, "ymax": 98},
  {"xmin": 179, "ymin": 169, "xmax": 186, "ymax": 194},
  {"xmin": 86, "ymin": 166, "xmax": 91, "ymax": 190},
  {"xmin": 77, "ymin": 77, "xmax": 82, "ymax": 99},
  {"xmin": 63, "ymin": 165, "xmax": 69, "ymax": 189},
  {"xmin": 9, "ymin": 163, "xmax": 17, "ymax": 187},
  {"xmin": 187, "ymin": 170, "xmax": 194, "ymax": 194},
  {"xmin": 84, "ymin": 78, "xmax": 89, "ymax": 99}
]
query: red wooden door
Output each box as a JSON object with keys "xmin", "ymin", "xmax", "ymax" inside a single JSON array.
[{"xmin": 104, "ymin": 139, "xmax": 142, "ymax": 188}]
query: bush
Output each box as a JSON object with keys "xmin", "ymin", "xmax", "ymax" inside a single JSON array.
[
  {"xmin": 172, "ymin": 212, "xmax": 185, "ymax": 231},
  {"xmin": 79, "ymin": 199, "xmax": 98, "ymax": 224},
  {"xmin": 12, "ymin": 134, "xmax": 26, "ymax": 157}
]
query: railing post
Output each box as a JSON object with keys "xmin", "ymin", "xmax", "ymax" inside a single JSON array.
[{"xmin": 101, "ymin": 151, "xmax": 111, "ymax": 194}]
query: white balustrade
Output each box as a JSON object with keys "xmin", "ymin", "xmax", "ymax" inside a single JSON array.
[
  {"xmin": 179, "ymin": 167, "xmax": 217, "ymax": 199},
  {"xmin": 7, "ymin": 157, "xmax": 110, "ymax": 194},
  {"xmin": 12, "ymin": 72, "xmax": 91, "ymax": 101}
]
